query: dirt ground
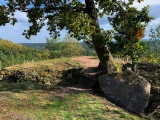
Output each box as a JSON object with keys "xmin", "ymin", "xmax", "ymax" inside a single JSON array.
[
  {"xmin": 71, "ymin": 56, "xmax": 99, "ymax": 68},
  {"xmin": 71, "ymin": 56, "xmax": 129, "ymax": 68},
  {"xmin": 71, "ymin": 56, "xmax": 101, "ymax": 83}
]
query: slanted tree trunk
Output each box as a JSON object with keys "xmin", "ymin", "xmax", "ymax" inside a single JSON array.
[
  {"xmin": 85, "ymin": 0, "xmax": 116, "ymax": 73},
  {"xmin": 94, "ymin": 43, "xmax": 110, "ymax": 73},
  {"xmin": 92, "ymin": 36, "xmax": 116, "ymax": 73}
]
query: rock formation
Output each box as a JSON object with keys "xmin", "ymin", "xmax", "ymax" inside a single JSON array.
[{"xmin": 99, "ymin": 70, "xmax": 151, "ymax": 113}]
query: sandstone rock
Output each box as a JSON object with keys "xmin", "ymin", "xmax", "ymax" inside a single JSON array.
[
  {"xmin": 99, "ymin": 70, "xmax": 151, "ymax": 113},
  {"xmin": 152, "ymin": 86, "xmax": 160, "ymax": 94},
  {"xmin": 0, "ymin": 75, "xmax": 3, "ymax": 81},
  {"xmin": 145, "ymin": 86, "xmax": 160, "ymax": 116}
]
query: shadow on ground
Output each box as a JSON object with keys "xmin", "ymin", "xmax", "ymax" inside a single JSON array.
[{"xmin": 0, "ymin": 67, "xmax": 102, "ymax": 93}]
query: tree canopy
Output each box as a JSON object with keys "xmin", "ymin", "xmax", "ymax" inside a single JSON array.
[
  {"xmin": 0, "ymin": 0, "xmax": 146, "ymax": 39},
  {"xmin": 0, "ymin": 0, "xmax": 152, "ymax": 73},
  {"xmin": 46, "ymin": 33, "xmax": 84, "ymax": 58}
]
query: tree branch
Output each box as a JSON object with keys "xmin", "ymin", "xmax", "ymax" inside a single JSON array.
[
  {"xmin": 113, "ymin": 0, "xmax": 125, "ymax": 12},
  {"xmin": 19, "ymin": 5, "xmax": 85, "ymax": 13}
]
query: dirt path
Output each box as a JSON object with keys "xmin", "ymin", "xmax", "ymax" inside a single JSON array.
[
  {"xmin": 71, "ymin": 56, "xmax": 101, "ymax": 83},
  {"xmin": 71, "ymin": 56, "xmax": 99, "ymax": 68},
  {"xmin": 71, "ymin": 56, "xmax": 129, "ymax": 68}
]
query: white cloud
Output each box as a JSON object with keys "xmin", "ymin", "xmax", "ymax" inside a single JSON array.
[
  {"xmin": 100, "ymin": 24, "xmax": 113, "ymax": 30},
  {"xmin": 15, "ymin": 11, "xmax": 28, "ymax": 23},
  {"xmin": 133, "ymin": 0, "xmax": 160, "ymax": 9},
  {"xmin": 149, "ymin": 5, "xmax": 160, "ymax": 19},
  {"xmin": 0, "ymin": 10, "xmax": 51, "ymax": 43},
  {"xmin": 143, "ymin": 17, "xmax": 160, "ymax": 39},
  {"xmin": 149, "ymin": 17, "xmax": 160, "ymax": 27}
]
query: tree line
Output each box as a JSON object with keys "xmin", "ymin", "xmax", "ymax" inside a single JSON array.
[
  {"xmin": 0, "ymin": 35, "xmax": 97, "ymax": 70},
  {"xmin": 0, "ymin": 39, "xmax": 50, "ymax": 69},
  {"xmin": 141, "ymin": 25, "xmax": 160, "ymax": 69},
  {"xmin": 45, "ymin": 33, "xmax": 97, "ymax": 58}
]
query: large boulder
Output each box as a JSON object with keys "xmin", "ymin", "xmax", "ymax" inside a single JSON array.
[
  {"xmin": 0, "ymin": 75, "xmax": 3, "ymax": 81},
  {"xmin": 99, "ymin": 70, "xmax": 151, "ymax": 113},
  {"xmin": 145, "ymin": 86, "xmax": 160, "ymax": 118}
]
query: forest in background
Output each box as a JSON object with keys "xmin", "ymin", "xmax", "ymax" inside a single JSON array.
[
  {"xmin": 21, "ymin": 42, "xmax": 96, "ymax": 56},
  {"xmin": 21, "ymin": 42, "xmax": 89, "ymax": 50},
  {"xmin": 0, "ymin": 38, "xmax": 96, "ymax": 70},
  {"xmin": 21, "ymin": 34, "xmax": 97, "ymax": 58},
  {"xmin": 0, "ymin": 39, "xmax": 50, "ymax": 69}
]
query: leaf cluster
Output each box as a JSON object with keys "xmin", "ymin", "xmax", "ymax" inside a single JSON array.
[
  {"xmin": 108, "ymin": 4, "xmax": 153, "ymax": 62},
  {"xmin": 45, "ymin": 33, "xmax": 84, "ymax": 58},
  {"xmin": 145, "ymin": 25, "xmax": 160, "ymax": 65},
  {"xmin": 0, "ymin": 0, "xmax": 146, "ymax": 42}
]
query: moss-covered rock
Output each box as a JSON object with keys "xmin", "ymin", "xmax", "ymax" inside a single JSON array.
[{"xmin": 0, "ymin": 58, "xmax": 82, "ymax": 84}]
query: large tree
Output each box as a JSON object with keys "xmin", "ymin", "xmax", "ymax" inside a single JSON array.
[{"xmin": 0, "ymin": 0, "xmax": 148, "ymax": 73}]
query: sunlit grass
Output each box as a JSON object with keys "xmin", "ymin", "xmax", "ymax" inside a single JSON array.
[
  {"xmin": 0, "ymin": 82, "xmax": 142, "ymax": 120},
  {"xmin": 0, "ymin": 57, "xmax": 144, "ymax": 120}
]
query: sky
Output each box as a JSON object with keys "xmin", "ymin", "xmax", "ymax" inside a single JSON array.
[{"xmin": 0, "ymin": 0, "xmax": 160, "ymax": 43}]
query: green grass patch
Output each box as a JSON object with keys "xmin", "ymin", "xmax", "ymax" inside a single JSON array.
[
  {"xmin": 0, "ymin": 57, "xmax": 144, "ymax": 119},
  {"xmin": 0, "ymin": 82, "xmax": 142, "ymax": 120}
]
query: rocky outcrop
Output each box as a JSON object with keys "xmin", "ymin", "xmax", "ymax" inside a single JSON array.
[
  {"xmin": 145, "ymin": 86, "xmax": 160, "ymax": 118},
  {"xmin": 0, "ymin": 64, "xmax": 65, "ymax": 84},
  {"xmin": 99, "ymin": 70, "xmax": 151, "ymax": 113},
  {"xmin": 0, "ymin": 66, "xmax": 53, "ymax": 84}
]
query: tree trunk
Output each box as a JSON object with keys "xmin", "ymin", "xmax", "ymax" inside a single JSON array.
[
  {"xmin": 130, "ymin": 55, "xmax": 137, "ymax": 73},
  {"xmin": 85, "ymin": 0, "xmax": 116, "ymax": 73},
  {"xmin": 92, "ymin": 37, "xmax": 116, "ymax": 73},
  {"xmin": 94, "ymin": 43, "xmax": 109, "ymax": 73},
  {"xmin": 131, "ymin": 61, "xmax": 136, "ymax": 72}
]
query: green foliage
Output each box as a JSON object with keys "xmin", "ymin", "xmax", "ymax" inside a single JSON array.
[
  {"xmin": 139, "ymin": 41, "xmax": 155, "ymax": 64},
  {"xmin": 149, "ymin": 25, "xmax": 160, "ymax": 65},
  {"xmin": 108, "ymin": 5, "xmax": 152, "ymax": 71},
  {"xmin": 82, "ymin": 49, "xmax": 97, "ymax": 56},
  {"xmin": 46, "ymin": 33, "xmax": 84, "ymax": 58},
  {"xmin": 0, "ymin": 61, "xmax": 2, "ymax": 70},
  {"xmin": 139, "ymin": 25, "xmax": 160, "ymax": 69},
  {"xmin": 0, "ymin": 39, "xmax": 50, "ymax": 69},
  {"xmin": 0, "ymin": 0, "xmax": 147, "ymax": 43},
  {"xmin": 0, "ymin": 0, "xmax": 152, "ymax": 73}
]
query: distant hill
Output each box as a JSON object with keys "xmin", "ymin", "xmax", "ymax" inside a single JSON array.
[
  {"xmin": 0, "ymin": 39, "xmax": 49, "ymax": 69},
  {"xmin": 20, "ymin": 43, "xmax": 47, "ymax": 50},
  {"xmin": 20, "ymin": 39, "xmax": 150, "ymax": 50},
  {"xmin": 20, "ymin": 42, "xmax": 92, "ymax": 50}
]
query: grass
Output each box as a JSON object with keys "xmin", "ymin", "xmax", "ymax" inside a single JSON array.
[
  {"xmin": 0, "ymin": 58, "xmax": 144, "ymax": 120},
  {"xmin": 0, "ymin": 82, "xmax": 142, "ymax": 120}
]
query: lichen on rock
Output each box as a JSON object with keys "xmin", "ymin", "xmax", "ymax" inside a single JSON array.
[{"xmin": 99, "ymin": 70, "xmax": 151, "ymax": 113}]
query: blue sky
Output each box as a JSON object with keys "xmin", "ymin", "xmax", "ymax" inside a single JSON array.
[{"xmin": 0, "ymin": 0, "xmax": 160, "ymax": 43}]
